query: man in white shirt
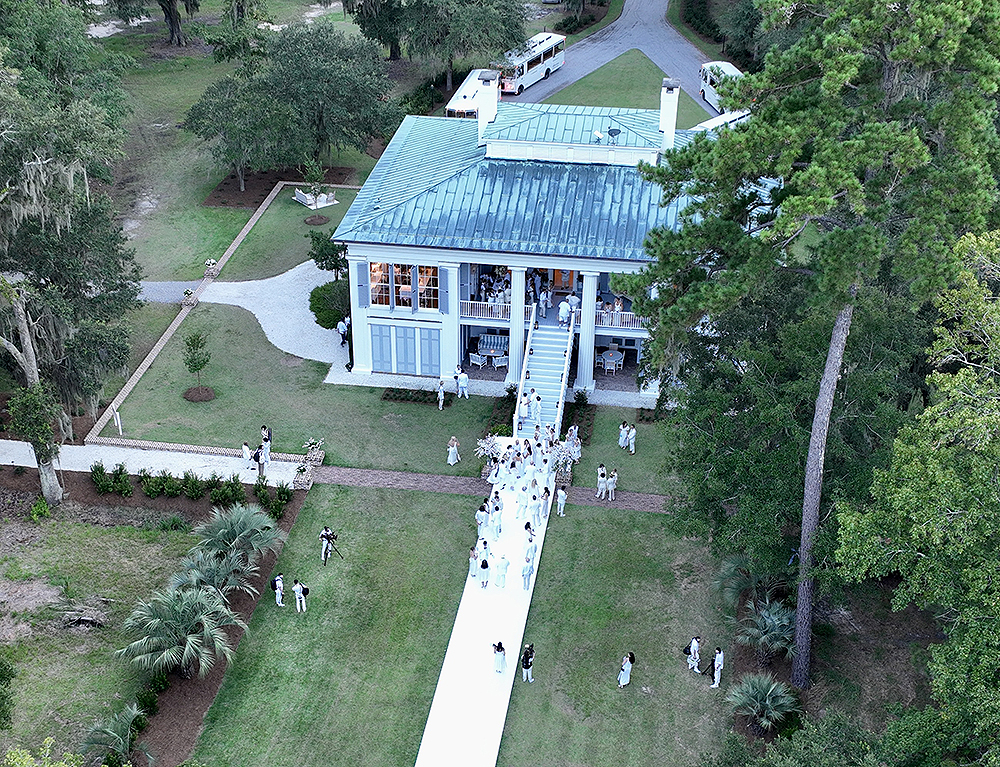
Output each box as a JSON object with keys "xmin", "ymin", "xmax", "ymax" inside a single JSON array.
[
  {"xmin": 710, "ymin": 647, "xmax": 725, "ymax": 688},
  {"xmin": 336, "ymin": 318, "xmax": 348, "ymax": 346},
  {"xmin": 457, "ymin": 369, "xmax": 470, "ymax": 398},
  {"xmin": 687, "ymin": 635, "xmax": 701, "ymax": 672},
  {"xmin": 567, "ymin": 291, "xmax": 580, "ymax": 311}
]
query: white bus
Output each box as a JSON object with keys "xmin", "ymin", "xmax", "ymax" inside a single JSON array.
[
  {"xmin": 445, "ymin": 69, "xmax": 498, "ymax": 118},
  {"xmin": 699, "ymin": 60, "xmax": 743, "ymax": 113},
  {"xmin": 498, "ymin": 32, "xmax": 566, "ymax": 96}
]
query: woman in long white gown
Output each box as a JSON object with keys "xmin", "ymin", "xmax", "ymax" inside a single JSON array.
[
  {"xmin": 494, "ymin": 642, "xmax": 507, "ymax": 673},
  {"xmin": 617, "ymin": 652, "xmax": 634, "ymax": 688},
  {"xmin": 447, "ymin": 436, "xmax": 461, "ymax": 465}
]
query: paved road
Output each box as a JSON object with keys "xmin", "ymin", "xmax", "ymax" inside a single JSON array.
[{"xmin": 514, "ymin": 0, "xmax": 714, "ymax": 113}]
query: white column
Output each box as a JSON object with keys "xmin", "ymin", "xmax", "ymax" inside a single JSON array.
[
  {"xmin": 347, "ymin": 256, "xmax": 372, "ymax": 374},
  {"xmin": 575, "ymin": 271, "xmax": 599, "ymax": 392},
  {"xmin": 441, "ymin": 261, "xmax": 461, "ymax": 375},
  {"xmin": 506, "ymin": 266, "xmax": 527, "ymax": 385}
]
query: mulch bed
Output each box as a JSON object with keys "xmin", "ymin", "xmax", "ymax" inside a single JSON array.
[
  {"xmin": 201, "ymin": 167, "xmax": 355, "ymax": 209},
  {"xmin": 183, "ymin": 385, "xmax": 216, "ymax": 403},
  {"xmin": 0, "ymin": 467, "xmax": 307, "ymax": 767}
]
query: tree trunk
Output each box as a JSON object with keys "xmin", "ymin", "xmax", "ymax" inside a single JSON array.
[
  {"xmin": 11, "ymin": 291, "xmax": 41, "ymax": 386},
  {"xmin": 446, "ymin": 57, "xmax": 454, "ymax": 92},
  {"xmin": 790, "ymin": 298, "xmax": 855, "ymax": 689},
  {"xmin": 158, "ymin": 0, "xmax": 186, "ymax": 45},
  {"xmin": 389, "ymin": 40, "xmax": 401, "ymax": 61},
  {"xmin": 37, "ymin": 457, "xmax": 63, "ymax": 507},
  {"xmin": 237, "ymin": 164, "xmax": 246, "ymax": 192}
]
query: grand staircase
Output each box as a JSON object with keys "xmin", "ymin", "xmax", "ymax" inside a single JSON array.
[{"xmin": 515, "ymin": 324, "xmax": 572, "ymax": 435}]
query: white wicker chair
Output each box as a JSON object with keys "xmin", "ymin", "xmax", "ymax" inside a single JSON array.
[{"xmin": 470, "ymin": 353, "xmax": 488, "ymax": 369}]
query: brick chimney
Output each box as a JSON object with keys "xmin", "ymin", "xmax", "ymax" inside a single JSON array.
[
  {"xmin": 477, "ymin": 70, "xmax": 501, "ymax": 145},
  {"xmin": 659, "ymin": 78, "xmax": 681, "ymax": 152}
]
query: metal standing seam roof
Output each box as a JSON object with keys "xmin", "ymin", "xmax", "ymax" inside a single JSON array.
[
  {"xmin": 334, "ymin": 111, "xmax": 699, "ymax": 261},
  {"xmin": 483, "ymin": 102, "xmax": 664, "ymax": 148}
]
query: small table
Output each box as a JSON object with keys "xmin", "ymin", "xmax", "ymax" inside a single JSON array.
[
  {"xmin": 481, "ymin": 348, "xmax": 504, "ymax": 358},
  {"xmin": 599, "ymin": 350, "xmax": 623, "ymax": 370}
]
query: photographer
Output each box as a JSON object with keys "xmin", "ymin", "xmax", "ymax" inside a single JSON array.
[{"xmin": 320, "ymin": 526, "xmax": 338, "ymax": 565}]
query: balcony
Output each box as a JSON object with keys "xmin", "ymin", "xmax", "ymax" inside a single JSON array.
[
  {"xmin": 573, "ymin": 308, "xmax": 647, "ymax": 331},
  {"xmin": 460, "ymin": 301, "xmax": 535, "ymax": 322}
]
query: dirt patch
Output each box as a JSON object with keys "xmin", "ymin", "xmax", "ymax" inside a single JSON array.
[
  {"xmin": 202, "ymin": 167, "xmax": 354, "ymax": 210},
  {"xmin": 304, "ymin": 214, "xmax": 330, "ymax": 226},
  {"xmin": 183, "ymin": 386, "xmax": 216, "ymax": 403},
  {"xmin": 0, "ymin": 468, "xmax": 308, "ymax": 767}
]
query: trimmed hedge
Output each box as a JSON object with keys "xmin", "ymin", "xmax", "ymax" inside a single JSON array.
[
  {"xmin": 309, "ymin": 280, "xmax": 350, "ymax": 330},
  {"xmin": 381, "ymin": 387, "xmax": 454, "ymax": 406}
]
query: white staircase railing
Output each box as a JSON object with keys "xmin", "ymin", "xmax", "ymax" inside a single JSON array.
[
  {"xmin": 552, "ymin": 312, "xmax": 576, "ymax": 438},
  {"xmin": 512, "ymin": 303, "xmax": 538, "ymax": 434}
]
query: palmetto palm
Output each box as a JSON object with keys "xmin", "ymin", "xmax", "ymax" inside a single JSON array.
[
  {"xmin": 713, "ymin": 553, "xmax": 787, "ymax": 611},
  {"xmin": 736, "ymin": 596, "xmax": 796, "ymax": 668},
  {"xmin": 192, "ymin": 503, "xmax": 285, "ymax": 567},
  {"xmin": 725, "ymin": 673, "xmax": 801, "ymax": 736},
  {"xmin": 116, "ymin": 587, "xmax": 247, "ymax": 678},
  {"xmin": 81, "ymin": 701, "xmax": 150, "ymax": 766},
  {"xmin": 168, "ymin": 548, "xmax": 259, "ymax": 602}
]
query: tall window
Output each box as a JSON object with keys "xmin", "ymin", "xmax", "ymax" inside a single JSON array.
[
  {"xmin": 370, "ymin": 263, "xmax": 389, "ymax": 306},
  {"xmin": 394, "ymin": 263, "xmax": 412, "ymax": 307},
  {"xmin": 418, "ymin": 265, "xmax": 439, "ymax": 309},
  {"xmin": 369, "ymin": 263, "xmax": 440, "ymax": 309}
]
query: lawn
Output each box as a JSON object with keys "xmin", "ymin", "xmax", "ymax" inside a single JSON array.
[
  {"xmin": 499, "ymin": 502, "xmax": 728, "ymax": 766},
  {"xmin": 0, "ymin": 518, "xmax": 191, "ymax": 756},
  {"xmin": 543, "ymin": 50, "xmax": 706, "ymax": 128},
  {"xmin": 191, "ymin": 485, "xmax": 474, "ymax": 767},
  {"xmin": 105, "ymin": 303, "xmax": 494, "ymax": 475},
  {"xmin": 572, "ymin": 407, "xmax": 669, "ymax": 496},
  {"xmin": 218, "ymin": 190, "xmax": 358, "ymax": 282}
]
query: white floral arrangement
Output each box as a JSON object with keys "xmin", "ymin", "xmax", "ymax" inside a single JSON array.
[
  {"xmin": 475, "ymin": 435, "xmax": 503, "ymax": 462},
  {"xmin": 205, "ymin": 258, "xmax": 218, "ymax": 268},
  {"xmin": 550, "ymin": 441, "xmax": 575, "ymax": 474},
  {"xmin": 303, "ymin": 438, "xmax": 325, "ymax": 451}
]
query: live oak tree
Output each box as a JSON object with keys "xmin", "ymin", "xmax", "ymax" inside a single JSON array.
[
  {"xmin": 186, "ymin": 75, "xmax": 306, "ymax": 191},
  {"xmin": 407, "ymin": 0, "xmax": 526, "ymax": 91},
  {"xmin": 109, "ymin": 0, "xmax": 201, "ymax": 46},
  {"xmin": 618, "ymin": 0, "xmax": 1000, "ymax": 688},
  {"xmin": 264, "ymin": 23, "xmax": 398, "ymax": 161},
  {"xmin": 343, "ymin": 0, "xmax": 408, "ymax": 61}
]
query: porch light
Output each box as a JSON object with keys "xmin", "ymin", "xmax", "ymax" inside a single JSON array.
[
  {"xmin": 526, "ymin": 371, "xmax": 530, "ymax": 379},
  {"xmin": 529, "ymin": 348, "xmax": 533, "ymax": 355},
  {"xmin": 534, "ymin": 321, "xmax": 539, "ymax": 330}
]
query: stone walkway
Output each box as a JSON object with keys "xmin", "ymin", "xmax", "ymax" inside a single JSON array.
[{"xmin": 311, "ymin": 465, "xmax": 668, "ymax": 513}]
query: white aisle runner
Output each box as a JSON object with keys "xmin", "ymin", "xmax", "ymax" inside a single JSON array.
[{"xmin": 414, "ymin": 444, "xmax": 554, "ymax": 767}]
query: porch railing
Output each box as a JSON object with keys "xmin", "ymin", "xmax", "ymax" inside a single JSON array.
[
  {"xmin": 461, "ymin": 300, "xmax": 510, "ymax": 321},
  {"xmin": 572, "ymin": 308, "xmax": 647, "ymax": 331},
  {"xmin": 512, "ymin": 303, "xmax": 539, "ymax": 435}
]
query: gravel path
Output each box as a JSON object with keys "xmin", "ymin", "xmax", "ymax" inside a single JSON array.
[
  {"xmin": 515, "ymin": 0, "xmax": 714, "ymax": 111},
  {"xmin": 310, "ymin": 465, "xmax": 669, "ymax": 513}
]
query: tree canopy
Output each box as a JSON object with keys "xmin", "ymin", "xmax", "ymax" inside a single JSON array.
[{"xmin": 618, "ymin": 0, "xmax": 1000, "ymax": 688}]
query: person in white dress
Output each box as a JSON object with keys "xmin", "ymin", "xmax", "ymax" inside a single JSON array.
[
  {"xmin": 710, "ymin": 647, "xmax": 725, "ymax": 688},
  {"xmin": 556, "ymin": 485, "xmax": 567, "ymax": 516},
  {"xmin": 489, "ymin": 502, "xmax": 503, "ymax": 541},
  {"xmin": 518, "ymin": 393, "xmax": 530, "ymax": 428},
  {"xmin": 494, "ymin": 555, "xmax": 509, "ymax": 588},
  {"xmin": 617, "ymin": 652, "xmax": 634, "ymax": 688},
  {"xmin": 479, "ymin": 558, "xmax": 491, "ymax": 589},
  {"xmin": 627, "ymin": 424, "xmax": 637, "ymax": 455},
  {"xmin": 570, "ymin": 438, "xmax": 582, "ymax": 464},
  {"xmin": 447, "ymin": 436, "xmax": 461, "ymax": 465},
  {"xmin": 468, "ymin": 547, "xmax": 479, "ymax": 578},
  {"xmin": 532, "ymin": 394, "xmax": 543, "ymax": 427},
  {"xmin": 475, "ymin": 504, "xmax": 489, "ymax": 537},
  {"xmin": 437, "ymin": 380, "xmax": 446, "ymax": 410},
  {"xmin": 493, "ymin": 641, "xmax": 507, "ymax": 673},
  {"xmin": 618, "ymin": 421, "xmax": 629, "ymax": 449},
  {"xmin": 529, "ymin": 495, "xmax": 542, "ymax": 528},
  {"xmin": 687, "ymin": 636, "xmax": 701, "ymax": 672},
  {"xmin": 607, "ymin": 470, "xmax": 618, "ymax": 502}
]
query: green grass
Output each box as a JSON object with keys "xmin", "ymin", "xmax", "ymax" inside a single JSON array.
[
  {"xmin": 501, "ymin": 502, "xmax": 726, "ymax": 766},
  {"xmin": 106, "ymin": 303, "xmax": 494, "ymax": 474},
  {"xmin": 0, "ymin": 520, "xmax": 191, "ymax": 756},
  {"xmin": 192, "ymin": 485, "xmax": 473, "ymax": 767},
  {"xmin": 572, "ymin": 407, "xmax": 669, "ymax": 495},
  {"xmin": 544, "ymin": 50, "xmax": 706, "ymax": 128},
  {"xmin": 219, "ymin": 190, "xmax": 358, "ymax": 282}
]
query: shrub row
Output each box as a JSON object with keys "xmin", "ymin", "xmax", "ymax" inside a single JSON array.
[
  {"xmin": 682, "ymin": 0, "xmax": 723, "ymax": 41},
  {"xmin": 485, "ymin": 385, "xmax": 518, "ymax": 437},
  {"xmin": 560, "ymin": 391, "xmax": 597, "ymax": 445},
  {"xmin": 253, "ymin": 475, "xmax": 294, "ymax": 520},
  {"xmin": 553, "ymin": 13, "xmax": 596, "ymax": 34},
  {"xmin": 635, "ymin": 406, "xmax": 666, "ymax": 423},
  {"xmin": 381, "ymin": 387, "xmax": 453, "ymax": 406},
  {"xmin": 90, "ymin": 464, "xmax": 294, "ymax": 518}
]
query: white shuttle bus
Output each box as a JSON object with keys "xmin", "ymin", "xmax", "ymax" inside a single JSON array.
[
  {"xmin": 699, "ymin": 60, "xmax": 743, "ymax": 113},
  {"xmin": 498, "ymin": 32, "xmax": 566, "ymax": 95},
  {"xmin": 445, "ymin": 69, "xmax": 499, "ymax": 118}
]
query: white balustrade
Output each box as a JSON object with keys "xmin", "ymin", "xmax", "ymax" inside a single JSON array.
[{"xmin": 460, "ymin": 300, "xmax": 511, "ymax": 321}]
